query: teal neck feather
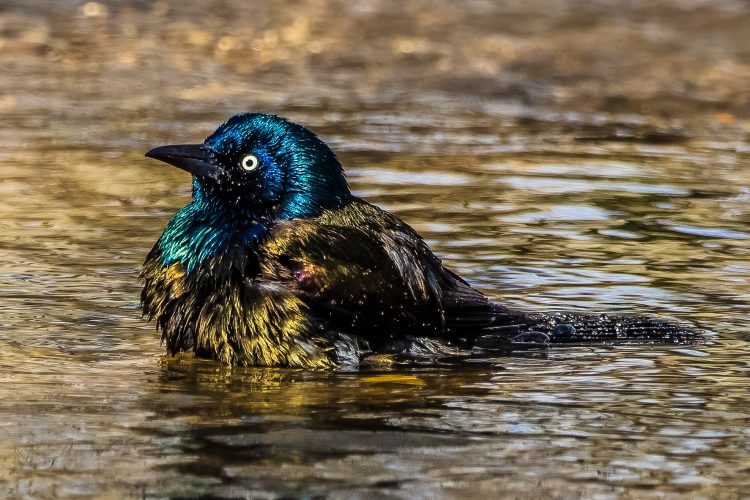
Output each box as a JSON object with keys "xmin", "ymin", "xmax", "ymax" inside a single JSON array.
[{"xmin": 158, "ymin": 180, "xmax": 267, "ymax": 272}]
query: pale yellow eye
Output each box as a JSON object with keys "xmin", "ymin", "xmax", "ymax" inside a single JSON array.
[{"xmin": 241, "ymin": 154, "xmax": 259, "ymax": 171}]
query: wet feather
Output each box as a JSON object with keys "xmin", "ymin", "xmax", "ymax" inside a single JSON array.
[{"xmin": 140, "ymin": 113, "xmax": 702, "ymax": 369}]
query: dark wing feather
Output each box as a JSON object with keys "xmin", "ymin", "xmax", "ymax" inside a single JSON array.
[
  {"xmin": 258, "ymin": 199, "xmax": 450, "ymax": 343},
  {"xmin": 257, "ymin": 198, "xmax": 530, "ymax": 344}
]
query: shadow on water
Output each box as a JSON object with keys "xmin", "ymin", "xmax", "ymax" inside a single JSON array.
[{"xmin": 0, "ymin": 0, "xmax": 749, "ymax": 497}]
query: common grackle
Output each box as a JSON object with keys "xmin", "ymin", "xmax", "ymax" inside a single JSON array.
[{"xmin": 141, "ymin": 113, "xmax": 699, "ymax": 369}]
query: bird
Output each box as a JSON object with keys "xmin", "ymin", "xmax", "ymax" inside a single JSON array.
[{"xmin": 141, "ymin": 113, "xmax": 700, "ymax": 369}]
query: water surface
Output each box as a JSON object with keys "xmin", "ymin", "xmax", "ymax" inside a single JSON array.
[{"xmin": 1, "ymin": 1, "xmax": 749, "ymax": 497}]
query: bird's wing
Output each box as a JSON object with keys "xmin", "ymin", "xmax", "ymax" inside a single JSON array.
[{"xmin": 257, "ymin": 199, "xmax": 527, "ymax": 344}]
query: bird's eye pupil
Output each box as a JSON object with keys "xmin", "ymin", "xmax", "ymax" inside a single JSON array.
[{"xmin": 241, "ymin": 154, "xmax": 259, "ymax": 171}]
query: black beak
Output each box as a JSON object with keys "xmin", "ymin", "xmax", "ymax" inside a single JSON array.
[{"xmin": 145, "ymin": 144, "xmax": 222, "ymax": 182}]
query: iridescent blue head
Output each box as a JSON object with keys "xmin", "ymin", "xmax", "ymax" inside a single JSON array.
[
  {"xmin": 147, "ymin": 113, "xmax": 351, "ymax": 219},
  {"xmin": 145, "ymin": 113, "xmax": 352, "ymax": 270}
]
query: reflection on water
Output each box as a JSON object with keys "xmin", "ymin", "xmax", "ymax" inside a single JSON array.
[{"xmin": 1, "ymin": 0, "xmax": 749, "ymax": 497}]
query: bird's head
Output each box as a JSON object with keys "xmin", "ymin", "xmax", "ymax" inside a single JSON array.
[{"xmin": 145, "ymin": 113, "xmax": 351, "ymax": 220}]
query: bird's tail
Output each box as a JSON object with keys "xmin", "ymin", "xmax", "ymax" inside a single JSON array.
[{"xmin": 471, "ymin": 306, "xmax": 703, "ymax": 349}]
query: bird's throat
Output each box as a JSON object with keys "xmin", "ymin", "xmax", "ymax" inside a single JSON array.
[{"xmin": 158, "ymin": 180, "xmax": 269, "ymax": 273}]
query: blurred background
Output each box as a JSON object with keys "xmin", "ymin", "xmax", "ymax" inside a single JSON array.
[
  {"xmin": 3, "ymin": 0, "xmax": 750, "ymax": 141},
  {"xmin": 1, "ymin": 1, "xmax": 749, "ymax": 498}
]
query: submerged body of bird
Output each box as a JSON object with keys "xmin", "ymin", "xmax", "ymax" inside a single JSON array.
[{"xmin": 141, "ymin": 113, "xmax": 699, "ymax": 369}]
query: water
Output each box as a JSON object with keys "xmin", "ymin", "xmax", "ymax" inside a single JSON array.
[{"xmin": 1, "ymin": 0, "xmax": 749, "ymax": 497}]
